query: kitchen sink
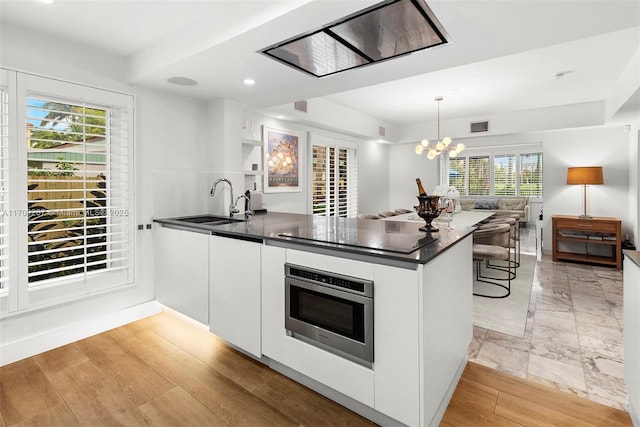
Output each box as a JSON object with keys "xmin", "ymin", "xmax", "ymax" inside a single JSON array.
[{"xmin": 174, "ymin": 214, "xmax": 245, "ymax": 226}]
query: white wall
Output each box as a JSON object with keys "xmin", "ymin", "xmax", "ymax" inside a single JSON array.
[
  {"xmin": 542, "ymin": 126, "xmax": 632, "ymax": 251},
  {"xmin": 388, "ymin": 143, "xmax": 439, "ymax": 210},
  {"xmin": 0, "ymin": 23, "xmax": 210, "ymax": 359},
  {"xmin": 358, "ymin": 141, "xmax": 390, "ymax": 214}
]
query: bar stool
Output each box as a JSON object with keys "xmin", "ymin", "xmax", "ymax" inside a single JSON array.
[
  {"xmin": 488, "ymin": 215, "xmax": 521, "ymax": 267},
  {"xmin": 472, "ymin": 223, "xmax": 512, "ymax": 298}
]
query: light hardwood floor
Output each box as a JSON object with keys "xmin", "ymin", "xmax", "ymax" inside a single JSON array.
[{"xmin": 0, "ymin": 308, "xmax": 632, "ymax": 426}]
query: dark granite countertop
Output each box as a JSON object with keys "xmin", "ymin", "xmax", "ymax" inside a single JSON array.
[
  {"xmin": 624, "ymin": 250, "xmax": 640, "ymax": 269},
  {"xmin": 154, "ymin": 212, "xmax": 475, "ymax": 266}
]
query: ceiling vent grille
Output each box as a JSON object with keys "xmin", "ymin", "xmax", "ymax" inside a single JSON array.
[
  {"xmin": 294, "ymin": 100, "xmax": 308, "ymax": 113},
  {"xmin": 470, "ymin": 121, "xmax": 489, "ymax": 133},
  {"xmin": 378, "ymin": 126, "xmax": 386, "ymax": 137}
]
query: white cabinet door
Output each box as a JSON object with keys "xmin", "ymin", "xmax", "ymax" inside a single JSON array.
[
  {"xmin": 373, "ymin": 264, "xmax": 420, "ymax": 426},
  {"xmin": 209, "ymin": 235, "xmax": 261, "ymax": 357},
  {"xmin": 154, "ymin": 226, "xmax": 209, "ymax": 325}
]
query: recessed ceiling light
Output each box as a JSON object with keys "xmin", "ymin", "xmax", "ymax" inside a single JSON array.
[
  {"xmin": 243, "ymin": 79, "xmax": 255, "ymax": 85},
  {"xmin": 167, "ymin": 76, "xmax": 197, "ymax": 86},
  {"xmin": 277, "ymin": 115, "xmax": 285, "ymax": 119},
  {"xmin": 38, "ymin": 0, "xmax": 54, "ymax": 3}
]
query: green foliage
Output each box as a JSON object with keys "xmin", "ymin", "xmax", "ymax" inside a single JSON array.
[{"xmin": 30, "ymin": 101, "xmax": 106, "ymax": 148}]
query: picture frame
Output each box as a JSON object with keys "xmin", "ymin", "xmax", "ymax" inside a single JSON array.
[{"xmin": 263, "ymin": 127, "xmax": 300, "ymax": 193}]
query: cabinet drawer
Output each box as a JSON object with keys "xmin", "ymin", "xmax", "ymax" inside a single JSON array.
[{"xmin": 555, "ymin": 219, "xmax": 618, "ymax": 233}]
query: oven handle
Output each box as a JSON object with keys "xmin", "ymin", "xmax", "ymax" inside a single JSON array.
[{"xmin": 286, "ymin": 276, "xmax": 373, "ymax": 305}]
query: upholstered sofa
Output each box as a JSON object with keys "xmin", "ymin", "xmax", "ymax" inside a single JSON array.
[{"xmin": 459, "ymin": 196, "xmax": 530, "ymax": 224}]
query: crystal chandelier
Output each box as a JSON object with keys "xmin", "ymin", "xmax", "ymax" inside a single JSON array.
[{"xmin": 415, "ymin": 96, "xmax": 465, "ymax": 159}]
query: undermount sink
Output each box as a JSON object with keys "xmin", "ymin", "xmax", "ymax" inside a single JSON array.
[{"xmin": 174, "ymin": 214, "xmax": 245, "ymax": 226}]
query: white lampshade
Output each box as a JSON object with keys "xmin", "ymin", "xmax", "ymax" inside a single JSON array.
[
  {"xmin": 442, "ymin": 136, "xmax": 452, "ymax": 146},
  {"xmin": 456, "ymin": 143, "xmax": 465, "ymax": 152},
  {"xmin": 427, "ymin": 149, "xmax": 437, "ymax": 159},
  {"xmin": 436, "ymin": 141, "xmax": 444, "ymax": 151},
  {"xmin": 420, "ymin": 139, "xmax": 429, "ymax": 147},
  {"xmin": 415, "ymin": 145, "xmax": 424, "ymax": 154},
  {"xmin": 449, "ymin": 150, "xmax": 458, "ymax": 158}
]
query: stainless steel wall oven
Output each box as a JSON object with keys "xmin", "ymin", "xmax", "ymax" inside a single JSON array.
[{"xmin": 285, "ymin": 263, "xmax": 373, "ymax": 367}]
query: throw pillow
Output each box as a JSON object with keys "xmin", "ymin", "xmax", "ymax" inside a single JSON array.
[{"xmin": 475, "ymin": 199, "xmax": 499, "ymax": 210}]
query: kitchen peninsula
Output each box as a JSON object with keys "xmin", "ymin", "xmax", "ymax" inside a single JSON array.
[{"xmin": 154, "ymin": 212, "xmax": 475, "ymax": 426}]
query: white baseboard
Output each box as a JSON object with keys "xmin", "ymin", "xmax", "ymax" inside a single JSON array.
[{"xmin": 0, "ymin": 301, "xmax": 162, "ymax": 366}]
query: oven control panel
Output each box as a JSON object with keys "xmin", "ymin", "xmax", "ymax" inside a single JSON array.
[{"xmin": 286, "ymin": 264, "xmax": 373, "ymax": 297}]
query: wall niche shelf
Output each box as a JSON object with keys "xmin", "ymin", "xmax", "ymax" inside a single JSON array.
[{"xmin": 241, "ymin": 135, "xmax": 264, "ymax": 192}]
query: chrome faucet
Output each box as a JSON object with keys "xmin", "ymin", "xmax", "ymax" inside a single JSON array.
[
  {"xmin": 209, "ymin": 178, "xmax": 239, "ymax": 217},
  {"xmin": 236, "ymin": 191, "xmax": 253, "ymax": 218}
]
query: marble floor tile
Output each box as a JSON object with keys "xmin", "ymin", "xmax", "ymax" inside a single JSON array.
[
  {"xmin": 574, "ymin": 310, "xmax": 620, "ymax": 329},
  {"xmin": 473, "ymin": 341, "xmax": 529, "ymax": 379},
  {"xmin": 582, "ymin": 351, "xmax": 624, "ymax": 379},
  {"xmin": 468, "ymin": 241, "xmax": 628, "ymax": 411},
  {"xmin": 532, "ymin": 309, "xmax": 577, "ymax": 333},
  {"xmin": 527, "ymin": 353, "xmax": 587, "ymax": 392},
  {"xmin": 571, "ymin": 294, "xmax": 614, "ymax": 317},
  {"xmin": 577, "ymin": 323, "xmax": 624, "ymax": 360},
  {"xmin": 584, "ymin": 368, "xmax": 628, "ymax": 410},
  {"xmin": 535, "ymin": 291, "xmax": 574, "ymax": 312},
  {"xmin": 529, "ymin": 336, "xmax": 583, "ymax": 367},
  {"xmin": 531, "ymin": 323, "xmax": 580, "ymax": 349}
]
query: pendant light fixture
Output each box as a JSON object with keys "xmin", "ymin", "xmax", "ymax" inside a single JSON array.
[{"xmin": 415, "ymin": 96, "xmax": 465, "ymax": 159}]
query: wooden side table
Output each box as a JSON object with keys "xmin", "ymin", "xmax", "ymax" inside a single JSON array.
[{"xmin": 552, "ymin": 215, "xmax": 622, "ymax": 269}]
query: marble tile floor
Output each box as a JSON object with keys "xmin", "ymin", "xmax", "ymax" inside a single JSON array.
[{"xmin": 469, "ymin": 225, "xmax": 628, "ymax": 411}]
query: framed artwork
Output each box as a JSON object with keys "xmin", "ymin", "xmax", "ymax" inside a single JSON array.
[{"xmin": 263, "ymin": 127, "xmax": 300, "ymax": 193}]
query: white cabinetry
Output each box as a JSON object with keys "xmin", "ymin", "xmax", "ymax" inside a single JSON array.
[
  {"xmin": 242, "ymin": 137, "xmax": 263, "ymax": 192},
  {"xmin": 209, "ymin": 235, "xmax": 262, "ymax": 357},
  {"xmin": 262, "ymin": 248, "xmax": 376, "ymax": 407},
  {"xmin": 154, "ymin": 226, "xmax": 209, "ymax": 325},
  {"xmin": 624, "ymin": 254, "xmax": 640, "ymax": 427}
]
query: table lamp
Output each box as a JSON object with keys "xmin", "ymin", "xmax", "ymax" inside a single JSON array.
[{"xmin": 566, "ymin": 166, "xmax": 603, "ymax": 218}]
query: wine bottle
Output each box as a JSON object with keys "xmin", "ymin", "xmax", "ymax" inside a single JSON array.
[{"xmin": 415, "ymin": 178, "xmax": 427, "ymax": 196}]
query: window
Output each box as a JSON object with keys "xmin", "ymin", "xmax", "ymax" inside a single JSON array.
[
  {"xmin": 311, "ymin": 134, "xmax": 357, "ymax": 217},
  {"xmin": 1, "ymin": 70, "xmax": 134, "ymax": 313},
  {"xmin": 26, "ymin": 97, "xmax": 130, "ymax": 285},
  {"xmin": 519, "ymin": 152, "xmax": 543, "ymax": 197},
  {"xmin": 494, "ymin": 154, "xmax": 516, "ymax": 196},
  {"xmin": 468, "ymin": 155, "xmax": 490, "ymax": 195},
  {"xmin": 449, "ymin": 158, "xmax": 466, "ymax": 195},
  {"xmin": 449, "ymin": 148, "xmax": 543, "ymax": 198}
]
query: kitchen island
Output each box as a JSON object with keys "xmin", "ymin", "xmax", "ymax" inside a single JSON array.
[{"xmin": 154, "ymin": 212, "xmax": 475, "ymax": 426}]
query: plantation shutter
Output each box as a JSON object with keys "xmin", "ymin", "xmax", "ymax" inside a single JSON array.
[
  {"xmin": 312, "ymin": 144, "xmax": 328, "ymax": 215},
  {"xmin": 449, "ymin": 158, "xmax": 466, "ymax": 195},
  {"xmin": 520, "ymin": 152, "xmax": 543, "ymax": 197},
  {"xmin": 468, "ymin": 155, "xmax": 490, "ymax": 195},
  {"xmin": 311, "ymin": 134, "xmax": 358, "ymax": 218},
  {"xmin": 0, "ymin": 85, "xmax": 9, "ymax": 289},
  {"xmin": 24, "ymin": 82, "xmax": 133, "ymax": 291},
  {"xmin": 494, "ymin": 154, "xmax": 516, "ymax": 196}
]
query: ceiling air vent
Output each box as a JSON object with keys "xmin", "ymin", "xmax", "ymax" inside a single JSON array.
[
  {"xmin": 378, "ymin": 126, "xmax": 386, "ymax": 137},
  {"xmin": 294, "ymin": 100, "xmax": 308, "ymax": 113},
  {"xmin": 470, "ymin": 121, "xmax": 489, "ymax": 133}
]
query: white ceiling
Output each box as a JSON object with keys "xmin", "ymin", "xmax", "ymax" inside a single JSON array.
[{"xmin": 1, "ymin": 0, "xmax": 639, "ymax": 125}]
